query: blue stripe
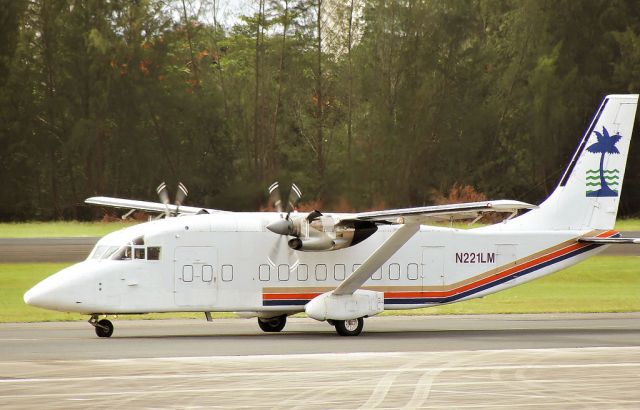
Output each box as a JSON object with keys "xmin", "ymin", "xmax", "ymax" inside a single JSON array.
[{"xmin": 262, "ymin": 242, "xmax": 605, "ymax": 306}]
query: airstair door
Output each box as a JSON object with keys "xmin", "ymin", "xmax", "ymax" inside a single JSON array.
[
  {"xmin": 174, "ymin": 246, "xmax": 217, "ymax": 307},
  {"xmin": 422, "ymin": 247, "xmax": 445, "ymax": 287}
]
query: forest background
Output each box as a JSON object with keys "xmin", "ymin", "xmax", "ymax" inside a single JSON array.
[{"xmin": 1, "ymin": 0, "xmax": 640, "ymax": 221}]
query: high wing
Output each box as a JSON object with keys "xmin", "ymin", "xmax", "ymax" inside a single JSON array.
[
  {"xmin": 330, "ymin": 200, "xmax": 537, "ymax": 297},
  {"xmin": 333, "ymin": 223, "xmax": 420, "ymax": 295},
  {"xmin": 348, "ymin": 199, "xmax": 537, "ymax": 225},
  {"xmin": 85, "ymin": 196, "xmax": 224, "ymax": 216}
]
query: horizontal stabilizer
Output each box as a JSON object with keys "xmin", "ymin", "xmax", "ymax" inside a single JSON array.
[{"xmin": 578, "ymin": 237, "xmax": 640, "ymax": 244}]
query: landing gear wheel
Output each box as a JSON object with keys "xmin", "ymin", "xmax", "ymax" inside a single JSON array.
[
  {"xmin": 95, "ymin": 319, "xmax": 114, "ymax": 338},
  {"xmin": 258, "ymin": 315, "xmax": 287, "ymax": 332},
  {"xmin": 334, "ymin": 318, "xmax": 364, "ymax": 336}
]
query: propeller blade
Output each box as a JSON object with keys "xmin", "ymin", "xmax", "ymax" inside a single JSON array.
[
  {"xmin": 268, "ymin": 181, "xmax": 283, "ymax": 213},
  {"xmin": 267, "ymin": 235, "xmax": 285, "ymax": 268},
  {"xmin": 174, "ymin": 182, "xmax": 188, "ymax": 215},
  {"xmin": 287, "ymin": 183, "xmax": 302, "ymax": 212},
  {"xmin": 156, "ymin": 181, "xmax": 170, "ymax": 218}
]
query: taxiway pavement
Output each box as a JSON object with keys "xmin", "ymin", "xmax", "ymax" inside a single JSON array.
[{"xmin": 1, "ymin": 314, "xmax": 639, "ymax": 408}]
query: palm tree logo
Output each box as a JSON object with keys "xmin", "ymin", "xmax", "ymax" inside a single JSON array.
[{"xmin": 585, "ymin": 126, "xmax": 622, "ymax": 197}]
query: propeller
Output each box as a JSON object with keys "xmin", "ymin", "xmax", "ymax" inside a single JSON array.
[
  {"xmin": 265, "ymin": 181, "xmax": 302, "ymax": 270},
  {"xmin": 156, "ymin": 181, "xmax": 188, "ymax": 217}
]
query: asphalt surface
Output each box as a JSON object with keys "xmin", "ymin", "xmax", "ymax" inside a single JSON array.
[
  {"xmin": 1, "ymin": 314, "xmax": 639, "ymax": 408},
  {"xmin": 1, "ymin": 232, "xmax": 639, "ymax": 263}
]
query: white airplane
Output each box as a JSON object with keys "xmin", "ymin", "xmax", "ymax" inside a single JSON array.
[{"xmin": 24, "ymin": 94, "xmax": 640, "ymax": 337}]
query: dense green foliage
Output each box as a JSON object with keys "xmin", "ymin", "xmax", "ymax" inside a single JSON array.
[{"xmin": 1, "ymin": 0, "xmax": 640, "ymax": 220}]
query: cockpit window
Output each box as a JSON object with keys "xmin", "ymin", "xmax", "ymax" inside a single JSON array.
[
  {"xmin": 147, "ymin": 247, "xmax": 161, "ymax": 260},
  {"xmin": 113, "ymin": 246, "xmax": 132, "ymax": 260},
  {"xmin": 89, "ymin": 240, "xmax": 160, "ymax": 261},
  {"xmin": 133, "ymin": 247, "xmax": 145, "ymax": 260}
]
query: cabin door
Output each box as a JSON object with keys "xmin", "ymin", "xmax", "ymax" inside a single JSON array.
[
  {"xmin": 174, "ymin": 246, "xmax": 218, "ymax": 307},
  {"xmin": 422, "ymin": 247, "xmax": 445, "ymax": 287}
]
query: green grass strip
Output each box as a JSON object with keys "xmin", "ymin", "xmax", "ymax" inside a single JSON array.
[
  {"xmin": 0, "ymin": 221, "xmax": 139, "ymax": 238},
  {"xmin": 2, "ymin": 256, "xmax": 638, "ymax": 323}
]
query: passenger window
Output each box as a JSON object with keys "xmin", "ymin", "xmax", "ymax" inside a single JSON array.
[
  {"xmin": 407, "ymin": 263, "xmax": 419, "ymax": 280},
  {"xmin": 352, "ymin": 264, "xmax": 361, "ymax": 272},
  {"xmin": 259, "ymin": 264, "xmax": 270, "ymax": 281},
  {"xmin": 389, "ymin": 263, "xmax": 400, "ymax": 280},
  {"xmin": 222, "ymin": 265, "xmax": 233, "ymax": 281},
  {"xmin": 147, "ymin": 247, "xmax": 161, "ymax": 260},
  {"xmin": 316, "ymin": 264, "xmax": 327, "ymax": 281},
  {"xmin": 297, "ymin": 264, "xmax": 308, "ymax": 281},
  {"xmin": 278, "ymin": 264, "xmax": 289, "ymax": 281},
  {"xmin": 202, "ymin": 265, "xmax": 213, "ymax": 282},
  {"xmin": 372, "ymin": 267, "xmax": 382, "ymax": 280},
  {"xmin": 182, "ymin": 265, "xmax": 194, "ymax": 282},
  {"xmin": 334, "ymin": 264, "xmax": 345, "ymax": 281},
  {"xmin": 134, "ymin": 247, "xmax": 145, "ymax": 260}
]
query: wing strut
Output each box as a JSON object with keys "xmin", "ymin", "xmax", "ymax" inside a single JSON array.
[{"xmin": 333, "ymin": 223, "xmax": 420, "ymax": 296}]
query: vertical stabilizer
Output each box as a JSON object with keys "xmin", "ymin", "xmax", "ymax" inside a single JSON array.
[{"xmin": 508, "ymin": 94, "xmax": 638, "ymax": 230}]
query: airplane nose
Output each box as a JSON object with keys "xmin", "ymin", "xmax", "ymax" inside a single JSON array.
[{"xmin": 23, "ymin": 281, "xmax": 57, "ymax": 309}]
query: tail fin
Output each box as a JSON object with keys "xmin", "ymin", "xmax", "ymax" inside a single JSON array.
[{"xmin": 511, "ymin": 94, "xmax": 638, "ymax": 230}]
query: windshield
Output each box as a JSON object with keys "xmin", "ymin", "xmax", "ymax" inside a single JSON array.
[{"xmin": 88, "ymin": 236, "xmax": 161, "ymax": 261}]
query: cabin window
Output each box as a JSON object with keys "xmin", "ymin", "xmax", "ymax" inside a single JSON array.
[
  {"xmin": 182, "ymin": 265, "xmax": 194, "ymax": 282},
  {"xmin": 297, "ymin": 264, "xmax": 308, "ymax": 281},
  {"xmin": 278, "ymin": 264, "xmax": 290, "ymax": 281},
  {"xmin": 222, "ymin": 265, "xmax": 233, "ymax": 281},
  {"xmin": 352, "ymin": 264, "xmax": 361, "ymax": 272},
  {"xmin": 133, "ymin": 247, "xmax": 146, "ymax": 260},
  {"xmin": 259, "ymin": 264, "xmax": 270, "ymax": 281},
  {"xmin": 202, "ymin": 265, "xmax": 213, "ymax": 282},
  {"xmin": 334, "ymin": 264, "xmax": 346, "ymax": 281},
  {"xmin": 316, "ymin": 264, "xmax": 327, "ymax": 281},
  {"xmin": 407, "ymin": 263, "xmax": 419, "ymax": 280},
  {"xmin": 389, "ymin": 263, "xmax": 400, "ymax": 280},
  {"xmin": 147, "ymin": 247, "xmax": 161, "ymax": 260},
  {"xmin": 372, "ymin": 267, "xmax": 382, "ymax": 280}
]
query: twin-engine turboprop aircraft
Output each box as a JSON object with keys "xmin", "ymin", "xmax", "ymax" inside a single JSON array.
[{"xmin": 25, "ymin": 95, "xmax": 640, "ymax": 337}]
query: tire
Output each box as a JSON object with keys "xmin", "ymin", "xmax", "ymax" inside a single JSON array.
[
  {"xmin": 334, "ymin": 318, "xmax": 364, "ymax": 336},
  {"xmin": 95, "ymin": 319, "xmax": 114, "ymax": 338},
  {"xmin": 258, "ymin": 315, "xmax": 287, "ymax": 332}
]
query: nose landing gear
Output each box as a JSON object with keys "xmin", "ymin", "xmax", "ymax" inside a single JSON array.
[{"xmin": 89, "ymin": 315, "xmax": 114, "ymax": 338}]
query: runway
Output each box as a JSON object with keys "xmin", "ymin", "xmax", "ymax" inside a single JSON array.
[{"xmin": 1, "ymin": 314, "xmax": 639, "ymax": 408}]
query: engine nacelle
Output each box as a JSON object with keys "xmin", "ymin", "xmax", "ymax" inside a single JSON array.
[
  {"xmin": 305, "ymin": 290, "xmax": 384, "ymax": 321},
  {"xmin": 288, "ymin": 236, "xmax": 334, "ymax": 251}
]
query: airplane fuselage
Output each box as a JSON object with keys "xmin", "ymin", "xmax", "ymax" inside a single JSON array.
[{"xmin": 26, "ymin": 212, "xmax": 613, "ymax": 316}]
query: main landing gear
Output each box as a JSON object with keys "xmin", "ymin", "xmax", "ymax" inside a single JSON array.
[
  {"xmin": 329, "ymin": 318, "xmax": 364, "ymax": 336},
  {"xmin": 89, "ymin": 314, "xmax": 114, "ymax": 338},
  {"xmin": 258, "ymin": 314, "xmax": 287, "ymax": 332}
]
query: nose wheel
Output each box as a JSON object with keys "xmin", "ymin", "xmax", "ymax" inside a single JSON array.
[{"xmin": 89, "ymin": 315, "xmax": 114, "ymax": 338}]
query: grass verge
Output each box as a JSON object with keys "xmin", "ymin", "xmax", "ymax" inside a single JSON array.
[
  {"xmin": 1, "ymin": 256, "xmax": 638, "ymax": 323},
  {"xmin": 0, "ymin": 221, "xmax": 138, "ymax": 238}
]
